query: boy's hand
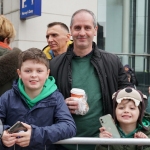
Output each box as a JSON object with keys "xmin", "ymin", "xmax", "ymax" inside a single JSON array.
[
  {"xmin": 134, "ymin": 132, "xmax": 148, "ymax": 138},
  {"xmin": 12, "ymin": 122, "xmax": 32, "ymax": 147},
  {"xmin": 2, "ymin": 130, "xmax": 16, "ymax": 147},
  {"xmin": 99, "ymin": 127, "xmax": 112, "ymax": 138},
  {"xmin": 65, "ymin": 97, "xmax": 78, "ymax": 114}
]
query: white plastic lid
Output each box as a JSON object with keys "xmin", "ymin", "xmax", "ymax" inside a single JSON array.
[{"xmin": 70, "ymin": 88, "xmax": 85, "ymax": 95}]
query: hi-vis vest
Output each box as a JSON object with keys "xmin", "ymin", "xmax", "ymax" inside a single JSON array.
[{"xmin": 42, "ymin": 40, "xmax": 73, "ymax": 60}]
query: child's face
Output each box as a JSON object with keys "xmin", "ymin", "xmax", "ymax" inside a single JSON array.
[
  {"xmin": 17, "ymin": 60, "xmax": 50, "ymax": 93},
  {"xmin": 115, "ymin": 99, "xmax": 139, "ymax": 126}
]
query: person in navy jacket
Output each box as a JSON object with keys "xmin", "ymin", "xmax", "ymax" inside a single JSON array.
[{"xmin": 0, "ymin": 48, "xmax": 76, "ymax": 150}]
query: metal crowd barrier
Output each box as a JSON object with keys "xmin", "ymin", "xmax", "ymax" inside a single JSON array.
[{"xmin": 55, "ymin": 137, "xmax": 150, "ymax": 150}]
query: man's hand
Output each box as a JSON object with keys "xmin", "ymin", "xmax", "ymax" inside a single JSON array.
[
  {"xmin": 65, "ymin": 97, "xmax": 78, "ymax": 114},
  {"xmin": 12, "ymin": 122, "xmax": 32, "ymax": 147},
  {"xmin": 99, "ymin": 127, "xmax": 112, "ymax": 138},
  {"xmin": 2, "ymin": 130, "xmax": 16, "ymax": 147}
]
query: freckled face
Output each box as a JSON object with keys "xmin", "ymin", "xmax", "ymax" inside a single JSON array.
[{"xmin": 17, "ymin": 60, "xmax": 49, "ymax": 93}]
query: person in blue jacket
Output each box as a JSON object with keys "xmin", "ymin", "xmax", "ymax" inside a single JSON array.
[{"xmin": 0, "ymin": 48, "xmax": 76, "ymax": 150}]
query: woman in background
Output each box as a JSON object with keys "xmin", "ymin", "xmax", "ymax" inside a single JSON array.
[{"xmin": 0, "ymin": 15, "xmax": 21, "ymax": 96}]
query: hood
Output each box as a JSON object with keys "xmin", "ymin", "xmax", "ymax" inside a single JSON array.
[
  {"xmin": 18, "ymin": 76, "xmax": 57, "ymax": 108},
  {"xmin": 0, "ymin": 47, "xmax": 21, "ymax": 86}
]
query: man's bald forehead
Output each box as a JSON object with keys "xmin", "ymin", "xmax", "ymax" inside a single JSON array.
[{"xmin": 70, "ymin": 9, "xmax": 97, "ymax": 27}]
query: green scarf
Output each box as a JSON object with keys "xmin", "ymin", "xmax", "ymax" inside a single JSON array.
[
  {"xmin": 18, "ymin": 76, "xmax": 57, "ymax": 109},
  {"xmin": 117, "ymin": 124, "xmax": 143, "ymax": 138}
]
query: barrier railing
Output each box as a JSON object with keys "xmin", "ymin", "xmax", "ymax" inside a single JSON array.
[
  {"xmin": 56, "ymin": 137, "xmax": 150, "ymax": 145},
  {"xmin": 55, "ymin": 137, "xmax": 150, "ymax": 150}
]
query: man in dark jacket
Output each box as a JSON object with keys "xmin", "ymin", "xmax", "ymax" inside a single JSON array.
[{"xmin": 50, "ymin": 9, "xmax": 131, "ymax": 150}]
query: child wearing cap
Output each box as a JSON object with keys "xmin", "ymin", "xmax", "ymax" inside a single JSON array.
[{"xmin": 96, "ymin": 87, "xmax": 150, "ymax": 150}]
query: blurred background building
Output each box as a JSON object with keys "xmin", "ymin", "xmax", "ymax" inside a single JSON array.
[
  {"xmin": 97, "ymin": 0, "xmax": 150, "ymax": 95},
  {"xmin": 1, "ymin": 0, "xmax": 150, "ymax": 95}
]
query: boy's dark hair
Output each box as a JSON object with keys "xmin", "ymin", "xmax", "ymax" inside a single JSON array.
[
  {"xmin": 47, "ymin": 22, "xmax": 69, "ymax": 32},
  {"xmin": 18, "ymin": 48, "xmax": 49, "ymax": 69}
]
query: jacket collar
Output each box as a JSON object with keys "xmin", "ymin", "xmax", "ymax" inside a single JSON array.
[
  {"xmin": 0, "ymin": 42, "xmax": 11, "ymax": 50},
  {"xmin": 66, "ymin": 42, "xmax": 98, "ymax": 59}
]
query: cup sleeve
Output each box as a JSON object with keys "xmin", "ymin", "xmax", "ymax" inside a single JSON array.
[{"xmin": 73, "ymin": 94, "xmax": 89, "ymax": 115}]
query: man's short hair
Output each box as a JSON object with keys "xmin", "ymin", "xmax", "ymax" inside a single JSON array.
[
  {"xmin": 18, "ymin": 48, "xmax": 49, "ymax": 69},
  {"xmin": 47, "ymin": 22, "xmax": 69, "ymax": 32},
  {"xmin": 70, "ymin": 9, "xmax": 97, "ymax": 27}
]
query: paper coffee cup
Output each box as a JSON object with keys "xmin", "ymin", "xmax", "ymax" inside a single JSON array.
[{"xmin": 71, "ymin": 88, "xmax": 85, "ymax": 98}]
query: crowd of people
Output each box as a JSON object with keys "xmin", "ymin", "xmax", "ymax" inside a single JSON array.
[{"xmin": 0, "ymin": 9, "xmax": 150, "ymax": 150}]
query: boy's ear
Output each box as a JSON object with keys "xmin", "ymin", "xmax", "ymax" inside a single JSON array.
[
  {"xmin": 47, "ymin": 69, "xmax": 50, "ymax": 78},
  {"xmin": 17, "ymin": 69, "xmax": 21, "ymax": 78}
]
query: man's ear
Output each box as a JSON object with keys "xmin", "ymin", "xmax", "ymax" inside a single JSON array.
[
  {"xmin": 17, "ymin": 69, "xmax": 21, "ymax": 78},
  {"xmin": 66, "ymin": 33, "xmax": 71, "ymax": 42},
  {"xmin": 94, "ymin": 26, "xmax": 98, "ymax": 36}
]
